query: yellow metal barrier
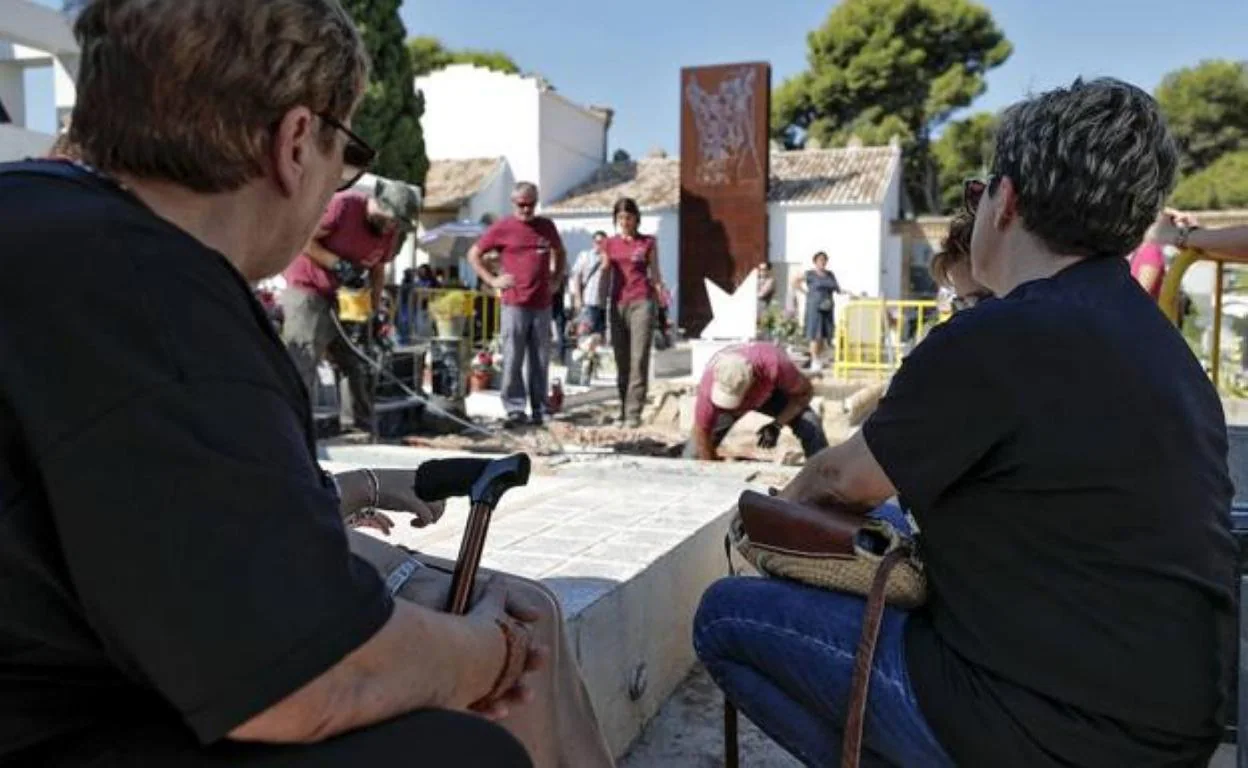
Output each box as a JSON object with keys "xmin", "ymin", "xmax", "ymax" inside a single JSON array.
[
  {"xmin": 1159, "ymin": 247, "xmax": 1248, "ymax": 392},
  {"xmin": 400, "ymin": 286, "xmax": 501, "ymax": 349},
  {"xmin": 833, "ymin": 298, "xmax": 947, "ymax": 378}
]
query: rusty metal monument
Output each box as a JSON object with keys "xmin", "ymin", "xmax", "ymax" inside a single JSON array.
[{"xmin": 678, "ymin": 61, "xmax": 771, "ymax": 337}]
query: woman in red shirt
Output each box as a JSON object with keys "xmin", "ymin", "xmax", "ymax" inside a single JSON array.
[{"xmin": 601, "ymin": 197, "xmax": 665, "ymax": 427}]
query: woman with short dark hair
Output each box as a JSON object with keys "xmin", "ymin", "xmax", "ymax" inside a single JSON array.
[
  {"xmin": 601, "ymin": 197, "xmax": 665, "ymax": 427},
  {"xmin": 793, "ymin": 251, "xmax": 840, "ymax": 371}
]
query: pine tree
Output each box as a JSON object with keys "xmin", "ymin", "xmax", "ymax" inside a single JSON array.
[{"xmin": 341, "ymin": 0, "xmax": 428, "ymax": 186}]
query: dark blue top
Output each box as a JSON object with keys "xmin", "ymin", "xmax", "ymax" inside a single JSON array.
[
  {"xmin": 864, "ymin": 256, "xmax": 1236, "ymax": 766},
  {"xmin": 805, "ymin": 269, "xmax": 840, "ymax": 312}
]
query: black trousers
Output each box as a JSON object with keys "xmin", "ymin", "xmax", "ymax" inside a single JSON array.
[{"xmin": 51, "ymin": 709, "xmax": 532, "ymax": 767}]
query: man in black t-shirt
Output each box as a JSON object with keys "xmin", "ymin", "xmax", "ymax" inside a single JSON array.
[
  {"xmin": 695, "ymin": 77, "xmax": 1236, "ymax": 767},
  {"xmin": 0, "ymin": 1, "xmax": 541, "ymax": 765}
]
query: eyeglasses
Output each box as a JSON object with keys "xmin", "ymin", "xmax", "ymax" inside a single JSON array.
[
  {"xmin": 963, "ymin": 175, "xmax": 1000, "ymax": 215},
  {"xmin": 963, "ymin": 178, "xmax": 986, "ymax": 214},
  {"xmin": 513, "ymin": 199, "xmax": 537, "ymax": 210},
  {"xmin": 318, "ymin": 113, "xmax": 376, "ymax": 191}
]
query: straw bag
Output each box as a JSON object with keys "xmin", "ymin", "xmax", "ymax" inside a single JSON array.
[
  {"xmin": 721, "ymin": 490, "xmax": 927, "ymax": 768},
  {"xmin": 728, "ymin": 490, "xmax": 926, "ymax": 608}
]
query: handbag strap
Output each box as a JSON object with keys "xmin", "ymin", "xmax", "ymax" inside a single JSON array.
[{"xmin": 840, "ymin": 547, "xmax": 909, "ymax": 768}]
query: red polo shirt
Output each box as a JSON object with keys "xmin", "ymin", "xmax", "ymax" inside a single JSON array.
[
  {"xmin": 605, "ymin": 233, "xmax": 656, "ymax": 307},
  {"xmin": 475, "ymin": 215, "xmax": 564, "ymax": 309},
  {"xmin": 694, "ymin": 343, "xmax": 805, "ymax": 431},
  {"xmin": 284, "ymin": 192, "xmax": 399, "ymax": 298}
]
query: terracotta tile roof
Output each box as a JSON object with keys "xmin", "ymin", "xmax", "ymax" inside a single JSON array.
[
  {"xmin": 423, "ymin": 157, "xmax": 504, "ymax": 211},
  {"xmin": 544, "ymin": 157, "xmax": 681, "ymax": 213},
  {"xmin": 545, "ymin": 147, "xmax": 900, "ymax": 214},
  {"xmin": 768, "ymin": 147, "xmax": 899, "ymax": 206}
]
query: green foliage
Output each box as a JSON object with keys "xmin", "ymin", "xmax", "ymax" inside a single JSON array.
[
  {"xmin": 1155, "ymin": 60, "xmax": 1248, "ymax": 176},
  {"xmin": 611, "ymin": 149, "xmax": 632, "ymax": 163},
  {"xmin": 407, "ymin": 35, "xmax": 521, "ymax": 78},
  {"xmin": 1169, "ymin": 150, "xmax": 1248, "ymax": 210},
  {"xmin": 772, "ymin": 0, "xmax": 1011, "ymax": 213},
  {"xmin": 341, "ymin": 0, "xmax": 428, "ymax": 185},
  {"xmin": 931, "ymin": 111, "xmax": 998, "ymax": 213},
  {"xmin": 758, "ymin": 306, "xmax": 803, "ymax": 347}
]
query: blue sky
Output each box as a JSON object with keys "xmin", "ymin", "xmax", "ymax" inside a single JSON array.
[{"xmin": 27, "ymin": 0, "xmax": 1248, "ymax": 156}]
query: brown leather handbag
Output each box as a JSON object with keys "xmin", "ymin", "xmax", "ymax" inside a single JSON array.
[{"xmin": 721, "ymin": 489, "xmax": 926, "ymax": 768}]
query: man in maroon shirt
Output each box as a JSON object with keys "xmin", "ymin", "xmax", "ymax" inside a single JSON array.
[
  {"xmin": 467, "ymin": 182, "xmax": 566, "ymax": 427},
  {"xmin": 686, "ymin": 342, "xmax": 828, "ymax": 460},
  {"xmin": 281, "ymin": 181, "xmax": 418, "ymax": 428}
]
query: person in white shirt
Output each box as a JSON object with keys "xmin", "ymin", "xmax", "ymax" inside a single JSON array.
[{"xmin": 570, "ymin": 231, "xmax": 609, "ymax": 335}]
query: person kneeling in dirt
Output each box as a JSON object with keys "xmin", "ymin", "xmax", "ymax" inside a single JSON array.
[
  {"xmin": 686, "ymin": 342, "xmax": 828, "ymax": 461},
  {"xmin": 334, "ymin": 469, "xmax": 615, "ymax": 768}
]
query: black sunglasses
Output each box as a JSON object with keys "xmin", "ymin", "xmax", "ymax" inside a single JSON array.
[{"xmin": 319, "ymin": 113, "xmax": 376, "ymax": 191}]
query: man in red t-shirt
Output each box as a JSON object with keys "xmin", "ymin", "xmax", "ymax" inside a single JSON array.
[
  {"xmin": 686, "ymin": 342, "xmax": 828, "ymax": 460},
  {"xmin": 280, "ymin": 181, "xmax": 418, "ymax": 428},
  {"xmin": 467, "ymin": 181, "xmax": 566, "ymax": 427}
]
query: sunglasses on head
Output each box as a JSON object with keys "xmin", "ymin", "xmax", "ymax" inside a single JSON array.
[{"xmin": 318, "ymin": 113, "xmax": 376, "ymax": 191}]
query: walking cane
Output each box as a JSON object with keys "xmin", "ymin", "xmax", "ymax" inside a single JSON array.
[{"xmin": 414, "ymin": 453, "xmax": 532, "ymax": 614}]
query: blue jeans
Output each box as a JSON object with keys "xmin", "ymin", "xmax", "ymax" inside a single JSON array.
[{"xmin": 693, "ymin": 505, "xmax": 953, "ymax": 768}]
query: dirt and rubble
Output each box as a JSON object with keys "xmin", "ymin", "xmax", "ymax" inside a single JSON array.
[{"xmin": 395, "ymin": 376, "xmax": 889, "ymax": 475}]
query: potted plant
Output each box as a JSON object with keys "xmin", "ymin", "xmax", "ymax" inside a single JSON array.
[{"xmin": 469, "ymin": 350, "xmax": 494, "ymax": 392}]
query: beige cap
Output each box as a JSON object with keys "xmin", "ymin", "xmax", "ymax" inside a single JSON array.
[{"xmin": 710, "ymin": 353, "xmax": 753, "ymax": 410}]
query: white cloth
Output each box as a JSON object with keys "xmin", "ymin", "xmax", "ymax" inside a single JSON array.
[{"xmin": 570, "ymin": 249, "xmax": 605, "ymax": 308}]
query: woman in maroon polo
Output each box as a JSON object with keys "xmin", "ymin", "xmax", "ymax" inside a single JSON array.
[{"xmin": 602, "ymin": 197, "xmax": 665, "ymax": 427}]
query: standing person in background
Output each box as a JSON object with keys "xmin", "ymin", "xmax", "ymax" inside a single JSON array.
[
  {"xmin": 468, "ymin": 182, "xmax": 566, "ymax": 428},
  {"xmin": 1129, "ymin": 242, "xmax": 1167, "ymax": 300},
  {"xmin": 551, "ymin": 267, "xmax": 570, "ymax": 368},
  {"xmin": 792, "ymin": 251, "xmax": 840, "ymax": 371},
  {"xmin": 281, "ymin": 182, "xmax": 418, "ymax": 428},
  {"xmin": 571, "ymin": 231, "xmax": 609, "ymax": 336},
  {"xmin": 602, "ymin": 197, "xmax": 665, "ymax": 428},
  {"xmin": 757, "ymin": 261, "xmax": 776, "ymax": 315},
  {"xmin": 396, "ymin": 268, "xmax": 415, "ymax": 344}
]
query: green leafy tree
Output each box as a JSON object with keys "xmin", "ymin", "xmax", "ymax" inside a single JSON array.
[
  {"xmin": 342, "ymin": 0, "xmax": 428, "ymax": 185},
  {"xmin": 1155, "ymin": 60, "xmax": 1248, "ymax": 176},
  {"xmin": 1169, "ymin": 149, "xmax": 1248, "ymax": 210},
  {"xmin": 931, "ymin": 111, "xmax": 998, "ymax": 213},
  {"xmin": 407, "ymin": 35, "xmax": 521, "ymax": 78},
  {"xmin": 772, "ymin": 0, "xmax": 1011, "ymax": 213}
]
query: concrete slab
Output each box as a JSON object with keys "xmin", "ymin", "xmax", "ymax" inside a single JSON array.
[{"xmin": 321, "ymin": 443, "xmax": 798, "ymax": 759}]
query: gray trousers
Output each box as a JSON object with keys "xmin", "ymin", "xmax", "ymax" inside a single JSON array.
[
  {"xmin": 500, "ymin": 305, "xmax": 552, "ymax": 418},
  {"xmin": 279, "ymin": 287, "xmax": 373, "ymax": 428},
  {"xmin": 611, "ymin": 300, "xmax": 653, "ymax": 422}
]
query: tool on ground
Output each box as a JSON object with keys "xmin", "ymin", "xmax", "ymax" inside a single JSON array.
[{"xmin": 414, "ymin": 453, "xmax": 532, "ymax": 614}]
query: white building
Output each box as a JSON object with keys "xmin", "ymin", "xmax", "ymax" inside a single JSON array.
[
  {"xmin": 0, "ymin": 0, "xmax": 78, "ymax": 162},
  {"xmin": 415, "ymin": 64, "xmax": 612, "ymax": 205},
  {"xmin": 544, "ymin": 145, "xmax": 904, "ymax": 329}
]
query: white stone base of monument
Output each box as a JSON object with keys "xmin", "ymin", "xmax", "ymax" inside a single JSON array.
[{"xmin": 690, "ymin": 337, "xmax": 745, "ymax": 384}]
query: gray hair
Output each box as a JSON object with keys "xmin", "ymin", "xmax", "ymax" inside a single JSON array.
[
  {"xmin": 991, "ymin": 77, "xmax": 1177, "ymax": 259},
  {"xmin": 512, "ymin": 181, "xmax": 539, "ymax": 200}
]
